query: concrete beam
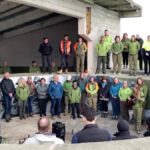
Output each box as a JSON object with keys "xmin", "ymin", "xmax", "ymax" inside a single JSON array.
[
  {"xmin": 0, "ymin": 9, "xmax": 52, "ymax": 32},
  {"xmin": 0, "ymin": 15, "xmax": 72, "ymax": 39},
  {"xmin": 119, "ymin": 9, "xmax": 142, "ymax": 18},
  {"xmin": 7, "ymin": 0, "xmax": 87, "ymax": 18}
]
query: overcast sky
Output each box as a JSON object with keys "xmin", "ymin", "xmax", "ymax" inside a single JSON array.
[{"xmin": 120, "ymin": 0, "xmax": 149, "ymax": 39}]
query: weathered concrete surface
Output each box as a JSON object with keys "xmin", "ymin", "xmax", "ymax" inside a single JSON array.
[{"xmin": 0, "ymin": 114, "xmax": 146, "ymax": 144}]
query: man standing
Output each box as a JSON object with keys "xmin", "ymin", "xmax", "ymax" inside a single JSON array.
[
  {"xmin": 136, "ymin": 34, "xmax": 144, "ymax": 70},
  {"xmin": 58, "ymin": 34, "xmax": 72, "ymax": 74},
  {"xmin": 96, "ymin": 36, "xmax": 109, "ymax": 74},
  {"xmin": 142, "ymin": 35, "xmax": 150, "ymax": 76},
  {"xmin": 49, "ymin": 75, "xmax": 63, "ymax": 119},
  {"xmin": 1, "ymin": 72, "xmax": 15, "ymax": 122},
  {"xmin": 71, "ymin": 107, "xmax": 111, "ymax": 143},
  {"xmin": 104, "ymin": 30, "xmax": 113, "ymax": 69},
  {"xmin": 85, "ymin": 77, "xmax": 99, "ymax": 111},
  {"xmin": 39, "ymin": 37, "xmax": 53, "ymax": 73}
]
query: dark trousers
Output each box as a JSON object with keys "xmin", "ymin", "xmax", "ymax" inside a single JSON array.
[
  {"xmin": 111, "ymin": 97, "xmax": 120, "ymax": 116},
  {"xmin": 122, "ymin": 51, "xmax": 129, "ymax": 66},
  {"xmin": 39, "ymin": 98, "xmax": 47, "ymax": 116},
  {"xmin": 106, "ymin": 51, "xmax": 111, "ymax": 68},
  {"xmin": 138, "ymin": 49, "xmax": 143, "ymax": 70},
  {"xmin": 80, "ymin": 92, "xmax": 86, "ymax": 111},
  {"xmin": 61, "ymin": 54, "xmax": 69, "ymax": 70},
  {"xmin": 42, "ymin": 55, "xmax": 52, "ymax": 73},
  {"xmin": 71, "ymin": 103, "xmax": 80, "ymax": 118},
  {"xmin": 19, "ymin": 100, "xmax": 27, "ymax": 117},
  {"xmin": 96, "ymin": 56, "xmax": 106, "ymax": 73},
  {"xmin": 100, "ymin": 100, "xmax": 108, "ymax": 112},
  {"xmin": 3, "ymin": 95, "xmax": 12, "ymax": 118},
  {"xmin": 51, "ymin": 98, "xmax": 61, "ymax": 116},
  {"xmin": 27, "ymin": 96, "xmax": 35, "ymax": 114},
  {"xmin": 120, "ymin": 101, "xmax": 129, "ymax": 121},
  {"xmin": 144, "ymin": 51, "xmax": 150, "ymax": 74}
]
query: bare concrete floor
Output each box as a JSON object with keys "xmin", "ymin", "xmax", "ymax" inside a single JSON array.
[{"xmin": 0, "ymin": 114, "xmax": 147, "ymax": 144}]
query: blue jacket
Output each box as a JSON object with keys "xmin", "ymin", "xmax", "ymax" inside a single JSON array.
[
  {"xmin": 48, "ymin": 81, "xmax": 63, "ymax": 99},
  {"xmin": 110, "ymin": 82, "xmax": 122, "ymax": 98}
]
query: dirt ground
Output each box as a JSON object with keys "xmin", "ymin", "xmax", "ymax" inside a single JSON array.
[{"xmin": 0, "ymin": 113, "xmax": 147, "ymax": 144}]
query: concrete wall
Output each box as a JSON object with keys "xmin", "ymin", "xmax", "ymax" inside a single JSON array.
[
  {"xmin": 8, "ymin": 0, "xmax": 120, "ymax": 73},
  {"xmin": 0, "ymin": 137, "xmax": 150, "ymax": 149},
  {"xmin": 87, "ymin": 5, "xmax": 120, "ymax": 73},
  {"xmin": 0, "ymin": 19, "xmax": 78, "ymax": 67}
]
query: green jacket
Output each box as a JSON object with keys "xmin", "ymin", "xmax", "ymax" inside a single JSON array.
[
  {"xmin": 121, "ymin": 38, "xmax": 130, "ymax": 52},
  {"xmin": 0, "ymin": 67, "xmax": 11, "ymax": 74},
  {"xmin": 111, "ymin": 42, "xmax": 123, "ymax": 54},
  {"xmin": 63, "ymin": 81, "xmax": 72, "ymax": 96},
  {"xmin": 29, "ymin": 66, "xmax": 41, "ymax": 73},
  {"xmin": 96, "ymin": 42, "xmax": 108, "ymax": 56},
  {"xmin": 104, "ymin": 35, "xmax": 113, "ymax": 50},
  {"xmin": 119, "ymin": 87, "xmax": 132, "ymax": 102},
  {"xmin": 69, "ymin": 87, "xmax": 81, "ymax": 104},
  {"xmin": 134, "ymin": 91, "xmax": 145, "ymax": 109},
  {"xmin": 129, "ymin": 41, "xmax": 140, "ymax": 55},
  {"xmin": 85, "ymin": 82, "xmax": 99, "ymax": 96},
  {"xmin": 16, "ymin": 85, "xmax": 30, "ymax": 101}
]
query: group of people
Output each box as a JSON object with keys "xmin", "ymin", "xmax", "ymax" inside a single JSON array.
[
  {"xmin": 0, "ymin": 71, "xmax": 149, "ymax": 135},
  {"xmin": 96, "ymin": 30, "xmax": 150, "ymax": 76},
  {"xmin": 23, "ymin": 107, "xmax": 150, "ymax": 145},
  {"xmin": 38, "ymin": 35, "xmax": 87, "ymax": 74}
]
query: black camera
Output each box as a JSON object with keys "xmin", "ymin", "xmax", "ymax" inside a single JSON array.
[{"xmin": 52, "ymin": 122, "xmax": 65, "ymax": 141}]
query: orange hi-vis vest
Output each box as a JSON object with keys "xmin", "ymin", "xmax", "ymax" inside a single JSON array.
[{"xmin": 60, "ymin": 40, "xmax": 71, "ymax": 55}]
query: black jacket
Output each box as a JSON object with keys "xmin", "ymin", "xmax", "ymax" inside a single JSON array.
[
  {"xmin": 1, "ymin": 78, "xmax": 15, "ymax": 96},
  {"xmin": 144, "ymin": 131, "xmax": 150, "ymax": 137},
  {"xmin": 72, "ymin": 124, "xmax": 111, "ymax": 143},
  {"xmin": 113, "ymin": 131, "xmax": 137, "ymax": 141},
  {"xmin": 39, "ymin": 42, "xmax": 53, "ymax": 55},
  {"xmin": 98, "ymin": 82, "xmax": 110, "ymax": 100}
]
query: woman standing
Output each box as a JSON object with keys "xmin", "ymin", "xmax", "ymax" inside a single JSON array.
[
  {"xmin": 132, "ymin": 84, "xmax": 145, "ymax": 134},
  {"xmin": 16, "ymin": 78, "xmax": 30, "ymax": 120},
  {"xmin": 110, "ymin": 78, "xmax": 122, "ymax": 120},
  {"xmin": 119, "ymin": 81, "xmax": 132, "ymax": 121},
  {"xmin": 36, "ymin": 78, "xmax": 48, "ymax": 117},
  {"xmin": 69, "ymin": 81, "xmax": 81, "ymax": 119},
  {"xmin": 111, "ymin": 36, "xmax": 124, "ymax": 75},
  {"xmin": 128, "ymin": 35, "xmax": 140, "ymax": 76},
  {"xmin": 121, "ymin": 33, "xmax": 130, "ymax": 69},
  {"xmin": 98, "ymin": 76, "xmax": 110, "ymax": 118},
  {"xmin": 74, "ymin": 37, "xmax": 87, "ymax": 73}
]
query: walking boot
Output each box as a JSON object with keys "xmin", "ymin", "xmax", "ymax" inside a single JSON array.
[
  {"xmin": 57, "ymin": 69, "xmax": 63, "ymax": 74},
  {"xmin": 65, "ymin": 69, "xmax": 68, "ymax": 74}
]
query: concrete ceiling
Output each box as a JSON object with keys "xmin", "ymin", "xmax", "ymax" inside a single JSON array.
[
  {"xmin": 0, "ymin": 0, "xmax": 72, "ymax": 39},
  {"xmin": 80, "ymin": 0, "xmax": 141, "ymax": 13}
]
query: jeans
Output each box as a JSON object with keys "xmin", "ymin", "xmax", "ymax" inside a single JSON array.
[
  {"xmin": 61, "ymin": 54, "xmax": 69, "ymax": 69},
  {"xmin": 18, "ymin": 100, "xmax": 27, "ymax": 117},
  {"xmin": 51, "ymin": 98, "xmax": 62, "ymax": 116},
  {"xmin": 111, "ymin": 97, "xmax": 120, "ymax": 116},
  {"xmin": 144, "ymin": 51, "xmax": 150, "ymax": 74},
  {"xmin": 71, "ymin": 103, "xmax": 80, "ymax": 118},
  {"xmin": 3, "ymin": 95, "xmax": 12, "ymax": 118},
  {"xmin": 39, "ymin": 98, "xmax": 47, "ymax": 116},
  {"xmin": 120, "ymin": 101, "xmax": 129, "ymax": 121},
  {"xmin": 96, "ymin": 56, "xmax": 106, "ymax": 73},
  {"xmin": 27, "ymin": 96, "xmax": 36, "ymax": 114},
  {"xmin": 122, "ymin": 51, "xmax": 129, "ymax": 66},
  {"xmin": 42, "ymin": 55, "xmax": 52, "ymax": 73}
]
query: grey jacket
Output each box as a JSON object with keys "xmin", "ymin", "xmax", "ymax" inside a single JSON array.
[{"xmin": 36, "ymin": 83, "xmax": 48, "ymax": 99}]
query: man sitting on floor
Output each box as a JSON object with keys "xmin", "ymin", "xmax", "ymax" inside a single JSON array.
[
  {"xmin": 24, "ymin": 117, "xmax": 64, "ymax": 145},
  {"xmin": 71, "ymin": 106, "xmax": 111, "ymax": 143}
]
